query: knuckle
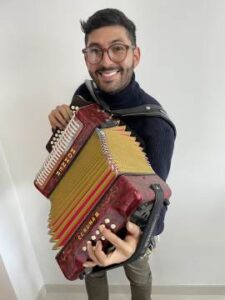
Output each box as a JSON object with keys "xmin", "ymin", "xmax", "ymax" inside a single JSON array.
[
  {"xmin": 101, "ymin": 260, "xmax": 107, "ymax": 267},
  {"xmin": 125, "ymin": 246, "xmax": 133, "ymax": 257},
  {"xmin": 136, "ymin": 228, "xmax": 141, "ymax": 236}
]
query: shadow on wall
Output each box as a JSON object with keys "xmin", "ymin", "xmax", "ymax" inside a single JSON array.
[{"xmin": 0, "ymin": 255, "xmax": 17, "ymax": 300}]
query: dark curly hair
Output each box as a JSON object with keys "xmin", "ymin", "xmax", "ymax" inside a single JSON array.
[{"xmin": 80, "ymin": 8, "xmax": 136, "ymax": 46}]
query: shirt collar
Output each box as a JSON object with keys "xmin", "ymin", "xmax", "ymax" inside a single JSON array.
[{"xmin": 95, "ymin": 73, "xmax": 142, "ymax": 110}]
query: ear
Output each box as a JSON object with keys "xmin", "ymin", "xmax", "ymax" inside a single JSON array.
[{"xmin": 133, "ymin": 46, "xmax": 141, "ymax": 68}]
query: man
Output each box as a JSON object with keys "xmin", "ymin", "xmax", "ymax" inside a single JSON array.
[{"xmin": 48, "ymin": 8, "xmax": 175, "ymax": 300}]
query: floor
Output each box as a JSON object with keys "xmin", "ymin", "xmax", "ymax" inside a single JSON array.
[{"xmin": 41, "ymin": 293, "xmax": 225, "ymax": 300}]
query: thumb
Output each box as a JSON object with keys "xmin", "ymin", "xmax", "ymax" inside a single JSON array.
[{"xmin": 126, "ymin": 221, "xmax": 141, "ymax": 238}]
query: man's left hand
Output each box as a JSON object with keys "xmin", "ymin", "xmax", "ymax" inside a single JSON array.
[{"xmin": 83, "ymin": 221, "xmax": 141, "ymax": 268}]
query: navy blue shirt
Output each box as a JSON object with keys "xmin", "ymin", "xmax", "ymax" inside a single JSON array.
[{"xmin": 72, "ymin": 74, "xmax": 176, "ymax": 235}]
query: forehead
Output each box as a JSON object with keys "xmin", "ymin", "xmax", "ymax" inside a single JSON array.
[{"xmin": 86, "ymin": 25, "xmax": 131, "ymax": 47}]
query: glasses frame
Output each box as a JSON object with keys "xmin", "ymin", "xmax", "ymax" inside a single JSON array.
[{"xmin": 82, "ymin": 43, "xmax": 136, "ymax": 65}]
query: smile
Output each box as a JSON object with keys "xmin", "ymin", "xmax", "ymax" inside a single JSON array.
[{"xmin": 98, "ymin": 69, "xmax": 120, "ymax": 80}]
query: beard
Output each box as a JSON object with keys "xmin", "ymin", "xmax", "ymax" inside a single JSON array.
[{"xmin": 88, "ymin": 64, "xmax": 134, "ymax": 94}]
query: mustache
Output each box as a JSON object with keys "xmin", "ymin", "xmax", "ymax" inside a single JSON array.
[{"xmin": 96, "ymin": 66, "xmax": 123, "ymax": 73}]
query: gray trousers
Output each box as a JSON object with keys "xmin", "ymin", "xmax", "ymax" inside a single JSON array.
[{"xmin": 85, "ymin": 254, "xmax": 152, "ymax": 300}]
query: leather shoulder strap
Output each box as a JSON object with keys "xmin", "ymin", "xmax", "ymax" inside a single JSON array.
[
  {"xmin": 70, "ymin": 94, "xmax": 91, "ymax": 108},
  {"xmin": 85, "ymin": 80, "xmax": 176, "ymax": 136},
  {"xmin": 85, "ymin": 80, "xmax": 111, "ymax": 112}
]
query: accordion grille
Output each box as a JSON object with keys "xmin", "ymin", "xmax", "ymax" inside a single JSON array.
[{"xmin": 48, "ymin": 126, "xmax": 154, "ymax": 249}]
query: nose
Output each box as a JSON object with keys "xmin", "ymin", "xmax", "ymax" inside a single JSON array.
[{"xmin": 101, "ymin": 49, "xmax": 113, "ymax": 65}]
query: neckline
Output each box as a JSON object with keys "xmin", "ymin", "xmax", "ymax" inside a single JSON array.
[{"xmin": 95, "ymin": 73, "xmax": 142, "ymax": 109}]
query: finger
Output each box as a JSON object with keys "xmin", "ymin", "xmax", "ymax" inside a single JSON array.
[
  {"xmin": 53, "ymin": 108, "xmax": 69, "ymax": 128},
  {"xmin": 125, "ymin": 222, "xmax": 141, "ymax": 247},
  {"xmin": 91, "ymin": 240, "xmax": 127, "ymax": 267},
  {"xmin": 83, "ymin": 260, "xmax": 97, "ymax": 268},
  {"xmin": 86, "ymin": 241, "xmax": 103, "ymax": 266},
  {"xmin": 91, "ymin": 240, "xmax": 108, "ymax": 266},
  {"xmin": 48, "ymin": 105, "xmax": 72, "ymax": 129},
  {"xmin": 48, "ymin": 111, "xmax": 66, "ymax": 129},
  {"xmin": 96, "ymin": 239, "xmax": 103, "ymax": 252},
  {"xmin": 126, "ymin": 221, "xmax": 141, "ymax": 239},
  {"xmin": 58, "ymin": 105, "xmax": 73, "ymax": 121},
  {"xmin": 99, "ymin": 225, "xmax": 130, "ymax": 255},
  {"xmin": 48, "ymin": 113, "xmax": 58, "ymax": 129}
]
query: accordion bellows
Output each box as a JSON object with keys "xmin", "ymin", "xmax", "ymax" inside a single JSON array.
[{"xmin": 49, "ymin": 126, "xmax": 154, "ymax": 249}]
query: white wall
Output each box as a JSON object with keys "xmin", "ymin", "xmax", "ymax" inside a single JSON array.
[
  {"xmin": 0, "ymin": 0, "xmax": 225, "ymax": 293},
  {"xmin": 0, "ymin": 142, "xmax": 43, "ymax": 300}
]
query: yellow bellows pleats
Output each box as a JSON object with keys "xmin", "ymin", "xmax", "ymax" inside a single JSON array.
[{"xmin": 48, "ymin": 126, "xmax": 154, "ymax": 249}]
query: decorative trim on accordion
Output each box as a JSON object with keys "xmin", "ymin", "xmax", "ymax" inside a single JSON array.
[
  {"xmin": 35, "ymin": 114, "xmax": 83, "ymax": 188},
  {"xmin": 95, "ymin": 128, "xmax": 118, "ymax": 174},
  {"xmin": 34, "ymin": 104, "xmax": 111, "ymax": 197}
]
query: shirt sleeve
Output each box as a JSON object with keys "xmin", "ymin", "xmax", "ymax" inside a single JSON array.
[
  {"xmin": 140, "ymin": 117, "xmax": 176, "ymax": 235},
  {"xmin": 143, "ymin": 117, "xmax": 175, "ymax": 181}
]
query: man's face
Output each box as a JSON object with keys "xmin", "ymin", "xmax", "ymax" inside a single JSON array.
[{"xmin": 84, "ymin": 25, "xmax": 140, "ymax": 93}]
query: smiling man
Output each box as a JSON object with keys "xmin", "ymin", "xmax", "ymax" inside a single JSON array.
[
  {"xmin": 82, "ymin": 25, "xmax": 140, "ymax": 93},
  {"xmin": 48, "ymin": 8, "xmax": 176, "ymax": 300}
]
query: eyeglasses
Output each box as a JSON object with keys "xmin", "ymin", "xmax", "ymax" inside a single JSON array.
[{"xmin": 82, "ymin": 43, "xmax": 136, "ymax": 65}]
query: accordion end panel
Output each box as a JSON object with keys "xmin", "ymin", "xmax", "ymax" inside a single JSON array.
[
  {"xmin": 34, "ymin": 104, "xmax": 110, "ymax": 198},
  {"xmin": 55, "ymin": 174, "xmax": 171, "ymax": 281}
]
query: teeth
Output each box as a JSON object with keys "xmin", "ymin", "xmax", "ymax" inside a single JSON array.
[{"xmin": 100, "ymin": 71, "xmax": 118, "ymax": 77}]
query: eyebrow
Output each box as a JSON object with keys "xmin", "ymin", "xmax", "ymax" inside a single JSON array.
[{"xmin": 87, "ymin": 39, "xmax": 125, "ymax": 48}]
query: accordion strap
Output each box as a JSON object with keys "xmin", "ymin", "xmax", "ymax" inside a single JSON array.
[{"xmin": 84, "ymin": 80, "xmax": 176, "ymax": 136}]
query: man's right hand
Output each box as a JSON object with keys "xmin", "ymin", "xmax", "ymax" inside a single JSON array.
[{"xmin": 48, "ymin": 104, "xmax": 72, "ymax": 129}]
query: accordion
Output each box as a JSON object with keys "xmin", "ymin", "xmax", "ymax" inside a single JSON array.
[{"xmin": 34, "ymin": 102, "xmax": 172, "ymax": 280}]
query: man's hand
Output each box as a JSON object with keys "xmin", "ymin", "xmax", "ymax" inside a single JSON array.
[
  {"xmin": 83, "ymin": 221, "xmax": 141, "ymax": 268},
  {"xmin": 48, "ymin": 104, "xmax": 72, "ymax": 129}
]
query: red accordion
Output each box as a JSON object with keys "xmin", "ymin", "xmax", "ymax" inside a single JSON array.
[{"xmin": 34, "ymin": 103, "xmax": 171, "ymax": 280}]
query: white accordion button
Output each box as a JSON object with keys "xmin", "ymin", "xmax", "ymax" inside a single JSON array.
[
  {"xmin": 95, "ymin": 230, "xmax": 100, "ymax": 235},
  {"xmin": 91, "ymin": 235, "xmax": 96, "ymax": 241},
  {"xmin": 82, "ymin": 246, "xmax": 87, "ymax": 252},
  {"xmin": 110, "ymin": 224, "xmax": 116, "ymax": 230},
  {"xmin": 101, "ymin": 236, "xmax": 106, "ymax": 240},
  {"xmin": 104, "ymin": 218, "xmax": 110, "ymax": 224},
  {"xmin": 71, "ymin": 105, "xmax": 79, "ymax": 111}
]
